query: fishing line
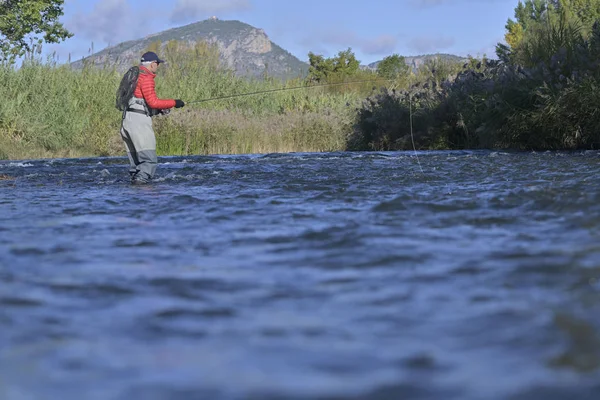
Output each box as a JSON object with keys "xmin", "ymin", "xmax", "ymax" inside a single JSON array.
[
  {"xmin": 185, "ymin": 79, "xmax": 392, "ymax": 104},
  {"xmin": 409, "ymin": 87, "xmax": 424, "ymax": 174},
  {"xmin": 184, "ymin": 76, "xmax": 425, "ymax": 174}
]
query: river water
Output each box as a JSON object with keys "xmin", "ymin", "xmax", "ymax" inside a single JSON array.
[{"xmin": 1, "ymin": 151, "xmax": 599, "ymax": 399}]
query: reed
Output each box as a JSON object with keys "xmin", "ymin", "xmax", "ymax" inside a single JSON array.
[
  {"xmin": 154, "ymin": 108, "xmax": 353, "ymax": 155},
  {"xmin": 0, "ymin": 42, "xmax": 367, "ymax": 160}
]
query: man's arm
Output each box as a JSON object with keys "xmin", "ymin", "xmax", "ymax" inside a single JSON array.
[{"xmin": 140, "ymin": 78, "xmax": 176, "ymax": 110}]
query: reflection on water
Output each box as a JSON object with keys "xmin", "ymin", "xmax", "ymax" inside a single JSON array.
[{"xmin": 1, "ymin": 151, "xmax": 600, "ymax": 399}]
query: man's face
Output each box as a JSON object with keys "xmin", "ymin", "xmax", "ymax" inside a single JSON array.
[{"xmin": 149, "ymin": 61, "xmax": 160, "ymax": 73}]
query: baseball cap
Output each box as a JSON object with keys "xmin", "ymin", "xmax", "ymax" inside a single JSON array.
[{"xmin": 141, "ymin": 51, "xmax": 165, "ymax": 64}]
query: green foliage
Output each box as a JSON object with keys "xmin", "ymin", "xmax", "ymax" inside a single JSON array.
[
  {"xmin": 500, "ymin": 0, "xmax": 600, "ymax": 62},
  {"xmin": 416, "ymin": 56, "xmax": 464, "ymax": 85},
  {"xmin": 513, "ymin": 0, "xmax": 552, "ymax": 30},
  {"xmin": 376, "ymin": 54, "xmax": 410, "ymax": 80},
  {"xmin": 353, "ymin": 11, "xmax": 600, "ymax": 153},
  {"xmin": 155, "ymin": 109, "xmax": 352, "ymax": 156},
  {"xmin": 0, "ymin": 0, "xmax": 72, "ymax": 64},
  {"xmin": 0, "ymin": 40, "xmax": 364, "ymax": 159},
  {"xmin": 349, "ymin": 83, "xmax": 444, "ymax": 151},
  {"xmin": 307, "ymin": 48, "xmax": 360, "ymax": 83},
  {"xmin": 352, "ymin": 0, "xmax": 600, "ymax": 152},
  {"xmin": 567, "ymin": 0, "xmax": 600, "ymax": 33}
]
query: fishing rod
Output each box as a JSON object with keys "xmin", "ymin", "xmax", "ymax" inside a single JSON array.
[
  {"xmin": 182, "ymin": 76, "xmax": 424, "ymax": 174},
  {"xmin": 185, "ymin": 78, "xmax": 395, "ymax": 105}
]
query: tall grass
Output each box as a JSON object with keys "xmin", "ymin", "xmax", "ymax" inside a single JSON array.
[
  {"xmin": 0, "ymin": 41, "xmax": 368, "ymax": 160},
  {"xmin": 155, "ymin": 108, "xmax": 352, "ymax": 155},
  {"xmin": 0, "ymin": 56, "xmax": 123, "ymax": 159}
]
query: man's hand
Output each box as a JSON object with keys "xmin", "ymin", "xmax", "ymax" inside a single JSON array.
[{"xmin": 175, "ymin": 100, "xmax": 185, "ymax": 108}]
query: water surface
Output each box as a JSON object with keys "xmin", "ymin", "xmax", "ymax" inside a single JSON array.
[{"xmin": 1, "ymin": 151, "xmax": 600, "ymax": 399}]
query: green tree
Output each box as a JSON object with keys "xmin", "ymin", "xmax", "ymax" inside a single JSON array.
[
  {"xmin": 558, "ymin": 0, "xmax": 600, "ymax": 33},
  {"xmin": 503, "ymin": 0, "xmax": 552, "ymax": 50},
  {"xmin": 307, "ymin": 47, "xmax": 360, "ymax": 82},
  {"xmin": 0, "ymin": 0, "xmax": 72, "ymax": 63},
  {"xmin": 502, "ymin": 0, "xmax": 600, "ymax": 53},
  {"xmin": 332, "ymin": 48, "xmax": 360, "ymax": 78},
  {"xmin": 418, "ymin": 56, "xmax": 463, "ymax": 84},
  {"xmin": 497, "ymin": 0, "xmax": 600, "ymax": 66},
  {"xmin": 307, "ymin": 52, "xmax": 334, "ymax": 82},
  {"xmin": 376, "ymin": 54, "xmax": 409, "ymax": 79}
]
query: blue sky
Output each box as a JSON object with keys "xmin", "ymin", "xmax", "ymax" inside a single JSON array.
[{"xmin": 45, "ymin": 0, "xmax": 519, "ymax": 65}]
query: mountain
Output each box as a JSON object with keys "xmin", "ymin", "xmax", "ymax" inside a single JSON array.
[
  {"xmin": 71, "ymin": 18, "xmax": 468, "ymax": 80},
  {"xmin": 366, "ymin": 53, "xmax": 469, "ymax": 71},
  {"xmin": 71, "ymin": 18, "xmax": 309, "ymax": 80}
]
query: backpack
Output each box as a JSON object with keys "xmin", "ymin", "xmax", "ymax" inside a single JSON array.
[{"xmin": 115, "ymin": 66, "xmax": 140, "ymax": 111}]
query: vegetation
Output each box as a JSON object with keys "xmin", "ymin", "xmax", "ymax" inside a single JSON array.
[
  {"xmin": 351, "ymin": 0, "xmax": 600, "ymax": 151},
  {"xmin": 0, "ymin": 0, "xmax": 72, "ymax": 64},
  {"xmin": 0, "ymin": 41, "xmax": 362, "ymax": 160},
  {"xmin": 376, "ymin": 54, "xmax": 410, "ymax": 80},
  {"xmin": 3, "ymin": 0, "xmax": 600, "ymax": 159},
  {"xmin": 307, "ymin": 48, "xmax": 361, "ymax": 83}
]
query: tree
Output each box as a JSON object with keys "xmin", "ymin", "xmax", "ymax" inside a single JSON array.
[
  {"xmin": 332, "ymin": 48, "xmax": 360, "ymax": 78},
  {"xmin": 560, "ymin": 0, "xmax": 600, "ymax": 33},
  {"xmin": 502, "ymin": 0, "xmax": 600, "ymax": 52},
  {"xmin": 0, "ymin": 0, "xmax": 73, "ymax": 63},
  {"xmin": 503, "ymin": 0, "xmax": 552, "ymax": 50},
  {"xmin": 307, "ymin": 48, "xmax": 360, "ymax": 82},
  {"xmin": 376, "ymin": 54, "xmax": 409, "ymax": 80},
  {"xmin": 307, "ymin": 52, "xmax": 334, "ymax": 82},
  {"xmin": 498, "ymin": 0, "xmax": 591, "ymax": 66}
]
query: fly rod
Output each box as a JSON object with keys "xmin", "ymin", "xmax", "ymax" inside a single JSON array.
[
  {"xmin": 183, "ymin": 77, "xmax": 423, "ymax": 173},
  {"xmin": 185, "ymin": 78, "xmax": 394, "ymax": 105}
]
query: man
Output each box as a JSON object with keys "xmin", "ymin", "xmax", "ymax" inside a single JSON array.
[{"xmin": 120, "ymin": 51, "xmax": 185, "ymax": 184}]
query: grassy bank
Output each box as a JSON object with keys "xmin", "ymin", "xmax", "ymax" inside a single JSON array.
[
  {"xmin": 4, "ymin": 5, "xmax": 600, "ymax": 160},
  {"xmin": 0, "ymin": 42, "xmax": 367, "ymax": 160},
  {"xmin": 155, "ymin": 108, "xmax": 351, "ymax": 155}
]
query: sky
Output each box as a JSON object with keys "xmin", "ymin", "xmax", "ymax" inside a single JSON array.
[{"xmin": 43, "ymin": 0, "xmax": 520, "ymax": 65}]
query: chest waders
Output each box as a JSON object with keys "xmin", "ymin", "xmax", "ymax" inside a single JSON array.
[{"xmin": 116, "ymin": 67, "xmax": 158, "ymax": 183}]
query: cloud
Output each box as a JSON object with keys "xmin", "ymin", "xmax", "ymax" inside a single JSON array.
[
  {"xmin": 67, "ymin": 0, "xmax": 138, "ymax": 45},
  {"xmin": 170, "ymin": 0, "xmax": 251, "ymax": 24},
  {"xmin": 64, "ymin": 0, "xmax": 253, "ymax": 48},
  {"xmin": 412, "ymin": 0, "xmax": 446, "ymax": 7},
  {"xmin": 461, "ymin": 37, "xmax": 503, "ymax": 59},
  {"xmin": 361, "ymin": 35, "xmax": 398, "ymax": 55},
  {"xmin": 299, "ymin": 30, "xmax": 358, "ymax": 48},
  {"xmin": 407, "ymin": 35, "xmax": 455, "ymax": 53},
  {"xmin": 411, "ymin": 0, "xmax": 506, "ymax": 8},
  {"xmin": 300, "ymin": 29, "xmax": 398, "ymax": 58}
]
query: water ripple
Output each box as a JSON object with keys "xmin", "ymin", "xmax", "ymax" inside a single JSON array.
[{"xmin": 2, "ymin": 151, "xmax": 600, "ymax": 399}]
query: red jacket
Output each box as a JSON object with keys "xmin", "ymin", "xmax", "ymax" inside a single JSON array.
[{"xmin": 133, "ymin": 66, "xmax": 176, "ymax": 109}]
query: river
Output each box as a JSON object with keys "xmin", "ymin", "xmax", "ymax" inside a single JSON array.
[{"xmin": 1, "ymin": 151, "xmax": 599, "ymax": 399}]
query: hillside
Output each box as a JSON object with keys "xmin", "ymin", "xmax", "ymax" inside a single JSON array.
[
  {"xmin": 71, "ymin": 18, "xmax": 467, "ymax": 80},
  {"xmin": 366, "ymin": 53, "xmax": 468, "ymax": 71},
  {"xmin": 71, "ymin": 18, "xmax": 309, "ymax": 80}
]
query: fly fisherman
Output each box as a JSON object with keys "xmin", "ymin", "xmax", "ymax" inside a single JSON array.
[{"xmin": 118, "ymin": 51, "xmax": 185, "ymax": 184}]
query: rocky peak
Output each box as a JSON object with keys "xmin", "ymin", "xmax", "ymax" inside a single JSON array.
[{"xmin": 71, "ymin": 19, "xmax": 307, "ymax": 80}]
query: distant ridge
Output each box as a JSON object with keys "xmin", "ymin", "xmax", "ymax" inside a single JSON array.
[
  {"xmin": 71, "ymin": 18, "xmax": 468, "ymax": 80},
  {"xmin": 365, "ymin": 53, "xmax": 469, "ymax": 71}
]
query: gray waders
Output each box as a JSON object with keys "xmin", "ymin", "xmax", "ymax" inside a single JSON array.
[{"xmin": 120, "ymin": 98, "xmax": 157, "ymax": 183}]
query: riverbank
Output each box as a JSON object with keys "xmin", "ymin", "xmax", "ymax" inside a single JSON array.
[
  {"xmin": 0, "ymin": 44, "xmax": 365, "ymax": 160},
  {"xmin": 4, "ymin": 8, "xmax": 600, "ymax": 161}
]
